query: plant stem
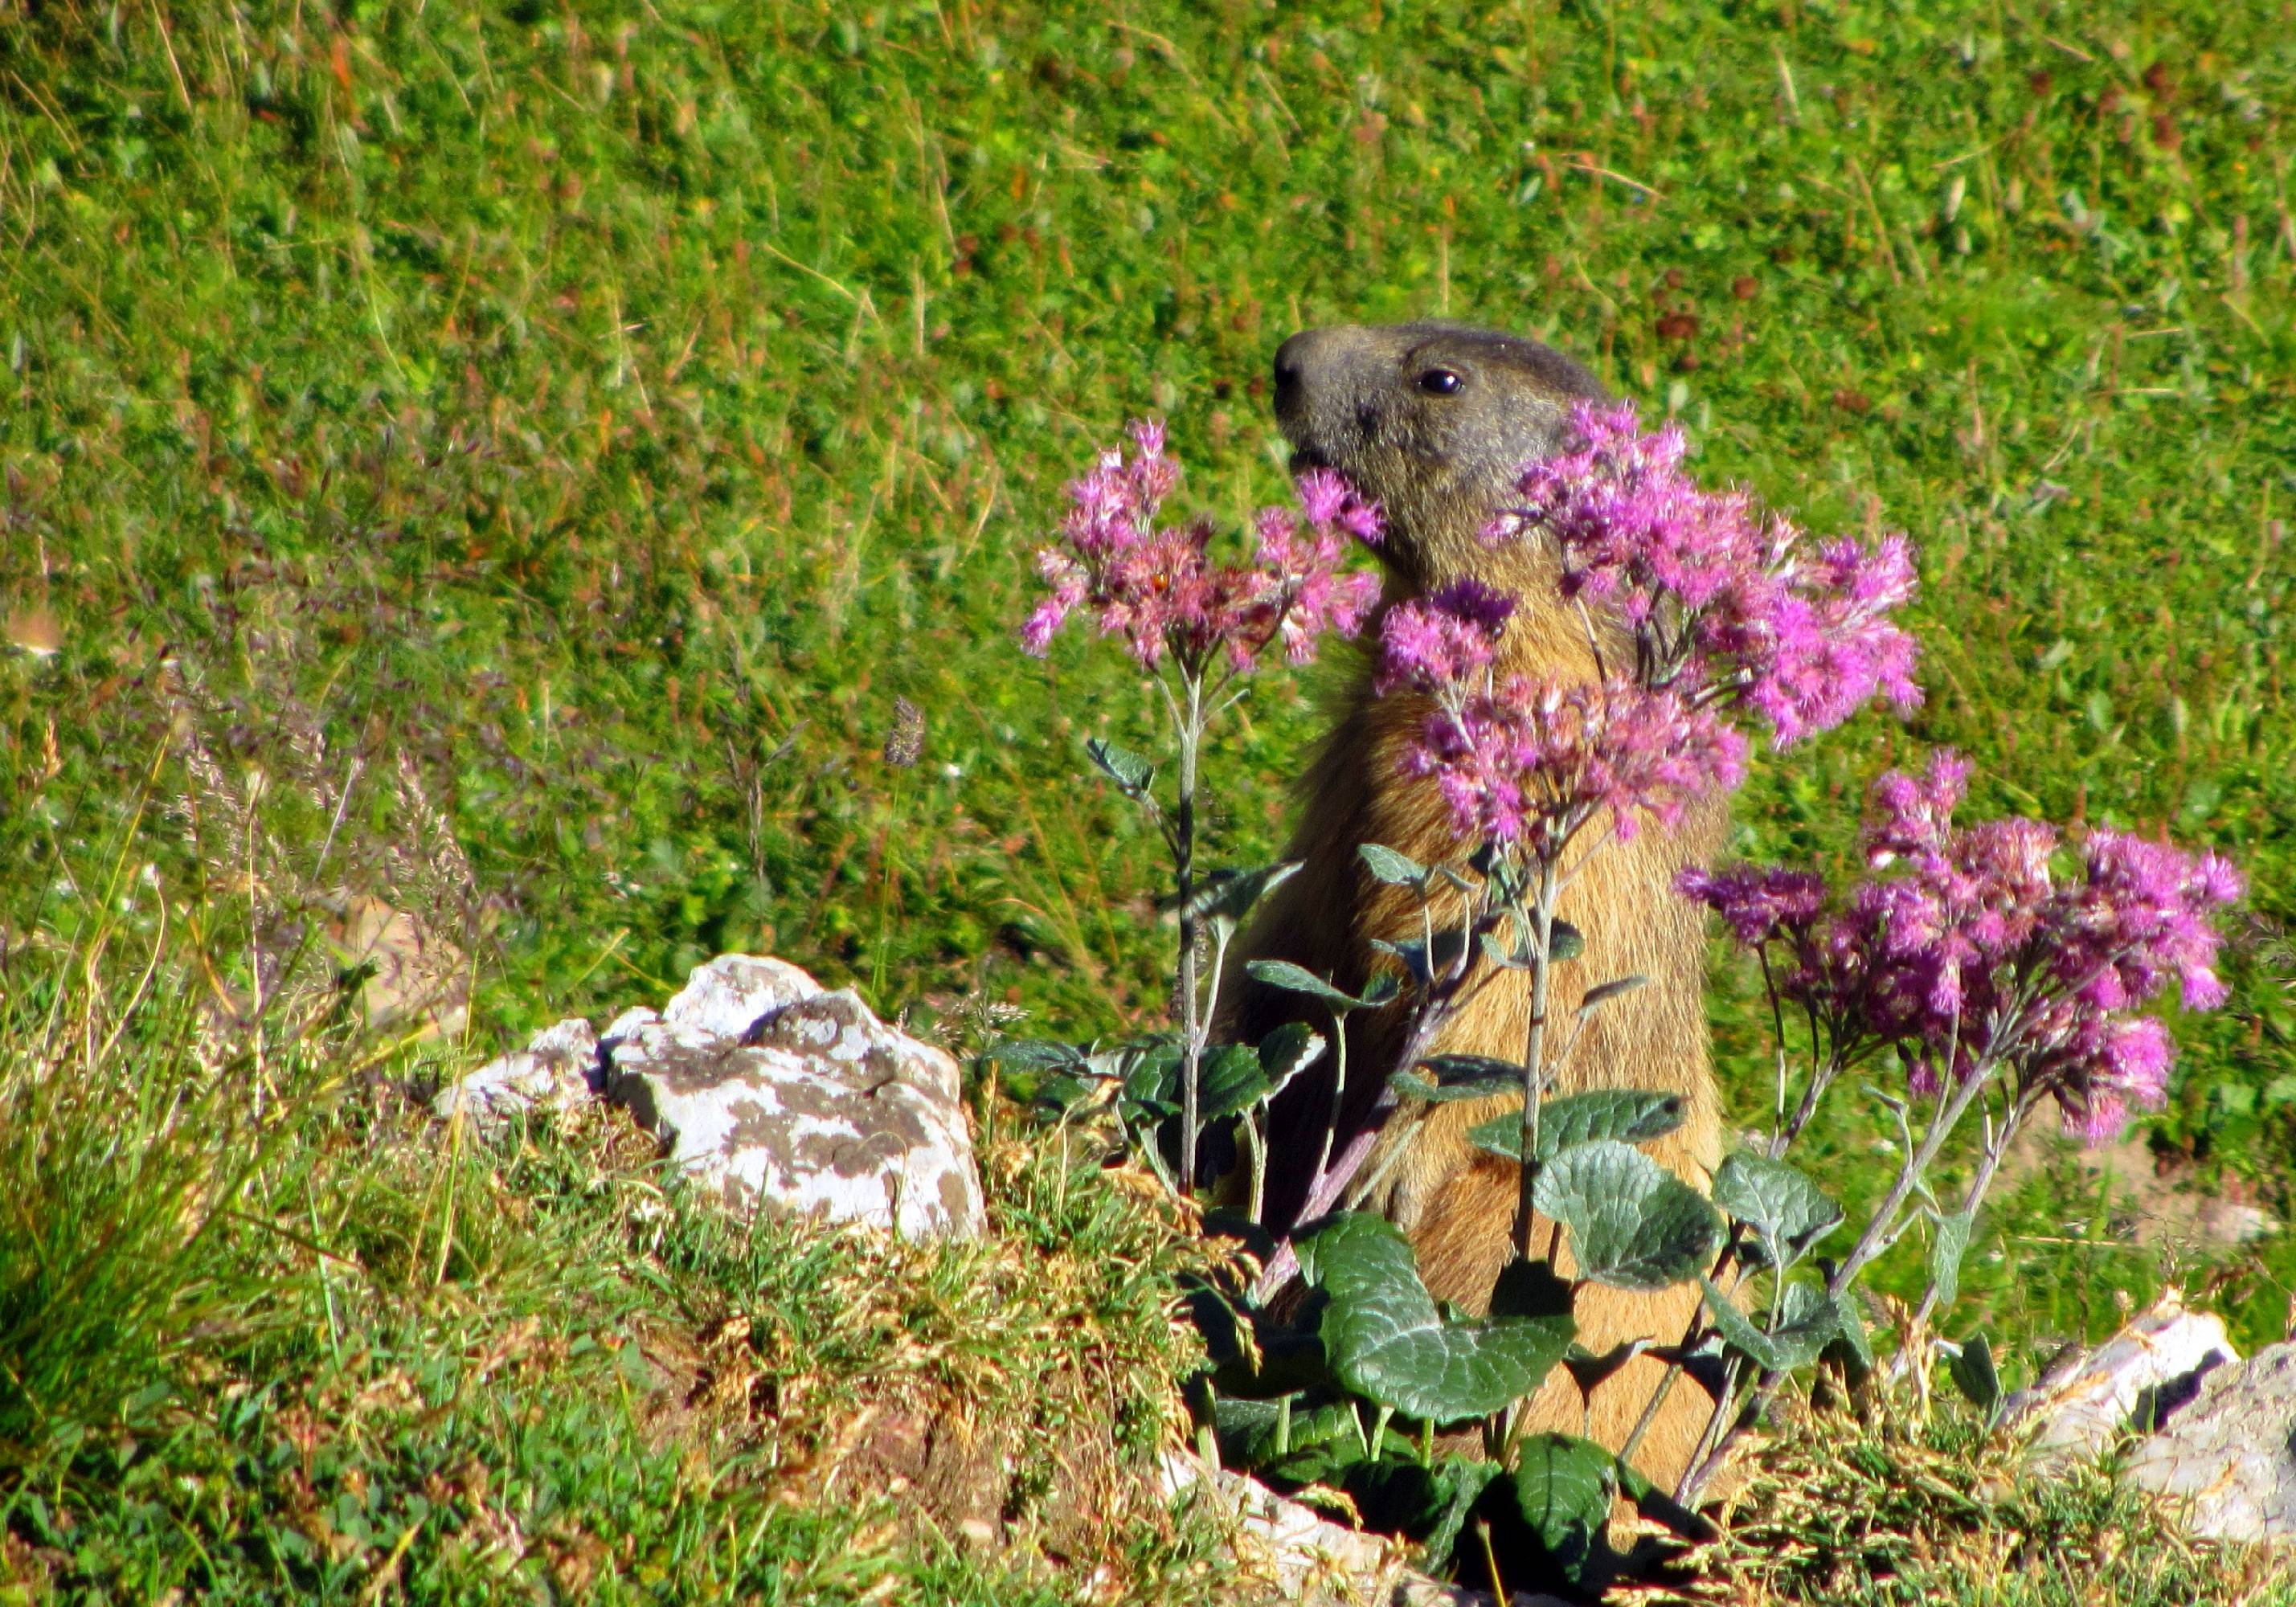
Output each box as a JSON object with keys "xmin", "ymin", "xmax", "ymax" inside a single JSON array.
[
  {"xmin": 1906, "ymin": 1085, "xmax": 2036, "ymax": 1334},
  {"xmin": 1308, "ymin": 1003, "xmax": 1350, "ymax": 1208},
  {"xmin": 1512, "ymin": 854, "xmax": 1561, "ymax": 1258},
  {"xmin": 1676, "ymin": 1049, "xmax": 2003, "ymax": 1505},
  {"xmin": 1175, "ymin": 669, "xmax": 1205, "ymax": 1196}
]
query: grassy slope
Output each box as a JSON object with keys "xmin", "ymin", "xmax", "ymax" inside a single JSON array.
[{"xmin": 2, "ymin": 0, "xmax": 2294, "ymax": 1597}]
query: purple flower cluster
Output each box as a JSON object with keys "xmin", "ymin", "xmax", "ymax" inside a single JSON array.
[
  {"xmin": 1376, "ymin": 406, "xmax": 1922, "ymax": 853},
  {"xmin": 1389, "ymin": 669, "xmax": 1747, "ymax": 853},
  {"xmin": 1021, "ymin": 420, "xmax": 1383, "ymax": 673},
  {"xmin": 1494, "ymin": 403, "xmax": 1922, "ymax": 746},
  {"xmin": 1680, "ymin": 752, "xmax": 2241, "ymax": 1143}
]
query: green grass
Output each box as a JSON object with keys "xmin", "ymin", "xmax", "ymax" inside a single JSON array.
[{"xmin": 2, "ymin": 0, "xmax": 2294, "ymax": 1597}]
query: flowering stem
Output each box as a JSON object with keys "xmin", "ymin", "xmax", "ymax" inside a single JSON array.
[
  {"xmin": 1906, "ymin": 1082, "xmax": 2040, "ymax": 1335},
  {"xmin": 1676, "ymin": 1045, "xmax": 2003, "ymax": 1505},
  {"xmin": 1512, "ymin": 853, "xmax": 1561, "ymax": 1259},
  {"xmin": 1175, "ymin": 668, "xmax": 1205, "ymax": 1196}
]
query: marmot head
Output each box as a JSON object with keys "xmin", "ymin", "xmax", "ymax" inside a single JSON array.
[{"xmin": 1272, "ymin": 321, "xmax": 1605, "ymax": 589}]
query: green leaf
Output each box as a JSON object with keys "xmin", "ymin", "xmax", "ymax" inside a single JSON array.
[
  {"xmin": 1508, "ymin": 1433, "xmax": 1615, "ymax": 1575},
  {"xmin": 1468, "ymin": 1090, "xmax": 1690, "ymax": 1163},
  {"xmin": 1256, "ymin": 1022, "xmax": 1326, "ymax": 1097},
  {"xmin": 1198, "ymin": 1043, "xmax": 1273, "ymax": 1121},
  {"xmin": 1173, "ymin": 862, "xmax": 1301, "ymax": 931},
  {"xmin": 1534, "ymin": 1142, "xmax": 1721, "ymax": 1291},
  {"xmin": 1421, "ymin": 1458, "xmax": 1504, "ymax": 1572},
  {"xmin": 1577, "ymin": 975, "xmax": 1648, "ymax": 1016},
  {"xmin": 1713, "ymin": 1154, "xmax": 1844, "ymax": 1268},
  {"xmin": 984, "ymin": 1037, "xmax": 1094, "ymax": 1073},
  {"xmin": 1698, "ymin": 1277, "xmax": 1785, "ymax": 1372},
  {"xmin": 1358, "ymin": 842, "xmax": 1428, "ymax": 886},
  {"xmin": 1696, "ymin": 1277, "xmax": 1837, "ymax": 1372},
  {"xmin": 1393, "ymin": 1053, "xmax": 1525, "ymax": 1104},
  {"xmin": 1244, "ymin": 959, "xmax": 1383, "ymax": 1012},
  {"xmin": 1825, "ymin": 1290, "xmax": 1875, "ymax": 1378},
  {"xmin": 1370, "ymin": 928, "xmax": 1469, "ymax": 986},
  {"xmin": 1547, "ymin": 919, "xmax": 1586, "ymax": 961},
  {"xmin": 1948, "ymin": 1331, "xmax": 2002, "ymax": 1423},
  {"xmin": 1480, "ymin": 928, "xmax": 1531, "ymax": 970},
  {"xmin": 1084, "ymin": 736, "xmax": 1154, "ymax": 796},
  {"xmin": 1930, "ymin": 1209, "xmax": 1974, "ymax": 1312},
  {"xmin": 1302, "ymin": 1214, "xmax": 1574, "ymax": 1423},
  {"xmin": 1771, "ymin": 1280, "xmax": 1844, "ymax": 1365}
]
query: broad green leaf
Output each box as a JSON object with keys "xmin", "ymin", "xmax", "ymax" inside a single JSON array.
[
  {"xmin": 1480, "ymin": 928, "xmax": 1530, "ymax": 970},
  {"xmin": 1256, "ymin": 1021, "xmax": 1325, "ymax": 1096},
  {"xmin": 1371, "ymin": 928, "xmax": 1469, "ymax": 986},
  {"xmin": 1562, "ymin": 1339, "xmax": 1651, "ymax": 1396},
  {"xmin": 1826, "ymin": 1290, "xmax": 1875, "ymax": 1378},
  {"xmin": 1547, "ymin": 919, "xmax": 1586, "ymax": 961},
  {"xmin": 1930, "ymin": 1209, "xmax": 1974, "ymax": 1312},
  {"xmin": 1301, "ymin": 1213, "xmax": 1574, "ymax": 1423},
  {"xmin": 1470, "ymin": 1090, "xmax": 1690, "ymax": 1163},
  {"xmin": 1508, "ymin": 1433, "xmax": 1615, "ymax": 1576},
  {"xmin": 1713, "ymin": 1154, "xmax": 1844, "ymax": 1267},
  {"xmin": 1198, "ymin": 1042, "xmax": 1272, "ymax": 1121},
  {"xmin": 1696, "ymin": 1277, "xmax": 1836, "ymax": 1372},
  {"xmin": 1770, "ymin": 1280, "xmax": 1844, "ymax": 1366},
  {"xmin": 1245, "ymin": 959, "xmax": 1381, "ymax": 1010},
  {"xmin": 1358, "ymin": 842, "xmax": 1428, "ymax": 886},
  {"xmin": 984, "ymin": 1038, "xmax": 1094, "ymax": 1073},
  {"xmin": 1534, "ymin": 1142, "xmax": 1721, "ymax": 1290},
  {"xmin": 1107, "ymin": 1038, "xmax": 1184, "ymax": 1112},
  {"xmin": 1421, "ymin": 1458, "xmax": 1503, "ymax": 1571},
  {"xmin": 1392, "ymin": 1071, "xmax": 1515, "ymax": 1105},
  {"xmin": 1698, "ymin": 1277, "xmax": 1786, "ymax": 1372},
  {"xmin": 1084, "ymin": 736, "xmax": 1153, "ymax": 795},
  {"xmin": 1422, "ymin": 1053, "xmax": 1531, "ymax": 1090},
  {"xmin": 1948, "ymin": 1331, "xmax": 2002, "ymax": 1423}
]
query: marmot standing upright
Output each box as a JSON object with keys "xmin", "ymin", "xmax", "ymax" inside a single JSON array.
[{"xmin": 1229, "ymin": 321, "xmax": 1727, "ymax": 1489}]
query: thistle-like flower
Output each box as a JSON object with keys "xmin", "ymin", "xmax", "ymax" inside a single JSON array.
[
  {"xmin": 1491, "ymin": 401, "xmax": 1923, "ymax": 747},
  {"xmin": 1021, "ymin": 419, "xmax": 1383, "ymax": 673},
  {"xmin": 1681, "ymin": 751, "xmax": 2242, "ymax": 1143}
]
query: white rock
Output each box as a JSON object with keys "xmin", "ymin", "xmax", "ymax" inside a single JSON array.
[
  {"xmin": 2007, "ymin": 1292, "xmax": 2239, "ymax": 1465},
  {"xmin": 432, "ymin": 1017, "xmax": 602, "ymax": 1127},
  {"xmin": 2125, "ymin": 1342, "xmax": 2296, "ymax": 1541},
  {"xmin": 605, "ymin": 958, "xmax": 982, "ymax": 1240},
  {"xmin": 1158, "ymin": 1453, "xmax": 1566, "ymax": 1607},
  {"xmin": 661, "ymin": 953, "xmax": 823, "ymax": 1039}
]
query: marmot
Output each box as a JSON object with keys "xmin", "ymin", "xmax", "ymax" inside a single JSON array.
[{"xmin": 1229, "ymin": 321, "xmax": 1727, "ymax": 1490}]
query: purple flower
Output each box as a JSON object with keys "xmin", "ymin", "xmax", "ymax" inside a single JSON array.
[
  {"xmin": 1689, "ymin": 749, "xmax": 2242, "ymax": 1145},
  {"xmin": 1401, "ymin": 677, "xmax": 1746, "ymax": 852},
  {"xmin": 1375, "ymin": 583, "xmax": 1513, "ymax": 695},
  {"xmin": 1493, "ymin": 401, "xmax": 1923, "ymax": 748},
  {"xmin": 1021, "ymin": 419, "xmax": 1382, "ymax": 674}
]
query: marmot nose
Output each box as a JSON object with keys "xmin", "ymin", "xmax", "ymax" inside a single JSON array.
[
  {"xmin": 1272, "ymin": 331, "xmax": 1313, "ymax": 415},
  {"xmin": 1275, "ymin": 327, "xmax": 1349, "ymax": 421}
]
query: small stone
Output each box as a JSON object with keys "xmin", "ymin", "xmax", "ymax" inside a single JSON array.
[
  {"xmin": 2007, "ymin": 1292, "xmax": 2238, "ymax": 1466},
  {"xmin": 1158, "ymin": 1453, "xmax": 1568, "ymax": 1606},
  {"xmin": 2124, "ymin": 1342, "xmax": 2296, "ymax": 1541},
  {"xmin": 604, "ymin": 955, "xmax": 983, "ymax": 1240},
  {"xmin": 432, "ymin": 1017, "xmax": 602, "ymax": 1128}
]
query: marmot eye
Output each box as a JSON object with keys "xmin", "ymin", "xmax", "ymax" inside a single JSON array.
[{"xmin": 1417, "ymin": 367, "xmax": 1463, "ymax": 395}]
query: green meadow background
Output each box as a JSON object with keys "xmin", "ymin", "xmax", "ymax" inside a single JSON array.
[{"xmin": 2, "ymin": 1, "xmax": 2294, "ymax": 1597}]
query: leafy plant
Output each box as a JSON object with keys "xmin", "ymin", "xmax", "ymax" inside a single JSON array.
[{"xmin": 1010, "ymin": 403, "xmax": 2241, "ymax": 1589}]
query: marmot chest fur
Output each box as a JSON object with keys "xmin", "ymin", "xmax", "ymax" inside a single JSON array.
[{"xmin": 1228, "ymin": 321, "xmax": 1727, "ymax": 1487}]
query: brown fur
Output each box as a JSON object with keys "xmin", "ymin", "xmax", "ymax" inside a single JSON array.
[{"xmin": 1229, "ymin": 322, "xmax": 1727, "ymax": 1490}]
